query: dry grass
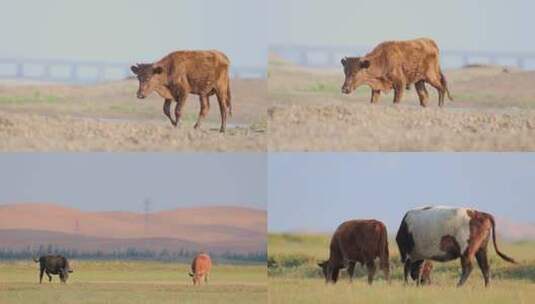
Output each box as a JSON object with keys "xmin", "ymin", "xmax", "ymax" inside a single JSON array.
[
  {"xmin": 0, "ymin": 79, "xmax": 267, "ymax": 151},
  {"xmin": 268, "ymin": 61, "xmax": 535, "ymax": 151},
  {"xmin": 0, "ymin": 260, "xmax": 266, "ymax": 304}
]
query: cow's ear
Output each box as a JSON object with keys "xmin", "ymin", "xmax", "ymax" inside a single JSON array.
[
  {"xmin": 153, "ymin": 66, "xmax": 163, "ymax": 74},
  {"xmin": 130, "ymin": 65, "xmax": 139, "ymax": 74},
  {"xmin": 360, "ymin": 59, "xmax": 370, "ymax": 69},
  {"xmin": 341, "ymin": 58, "xmax": 347, "ymax": 66}
]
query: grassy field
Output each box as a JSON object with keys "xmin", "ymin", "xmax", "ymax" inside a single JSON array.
[
  {"xmin": 0, "ymin": 260, "xmax": 266, "ymax": 304},
  {"xmin": 268, "ymin": 233, "xmax": 535, "ymax": 304}
]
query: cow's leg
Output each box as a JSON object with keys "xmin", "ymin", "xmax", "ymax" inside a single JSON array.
[
  {"xmin": 46, "ymin": 271, "xmax": 52, "ymax": 282},
  {"xmin": 426, "ymin": 77, "xmax": 445, "ymax": 107},
  {"xmin": 173, "ymin": 92, "xmax": 188, "ymax": 128},
  {"xmin": 215, "ymin": 89, "xmax": 228, "ymax": 133},
  {"xmin": 39, "ymin": 267, "xmax": 44, "ymax": 284},
  {"xmin": 366, "ymin": 261, "xmax": 376, "ymax": 285},
  {"xmin": 194, "ymin": 95, "xmax": 210, "ymax": 129},
  {"xmin": 380, "ymin": 257, "xmax": 390, "ymax": 284},
  {"xmin": 205, "ymin": 273, "xmax": 209, "ymax": 284},
  {"xmin": 458, "ymin": 255, "xmax": 474, "ymax": 287},
  {"xmin": 370, "ymin": 89, "xmax": 381, "ymax": 104},
  {"xmin": 331, "ymin": 266, "xmax": 341, "ymax": 283},
  {"xmin": 415, "ymin": 80, "xmax": 429, "ymax": 107},
  {"xmin": 393, "ymin": 83, "xmax": 405, "ymax": 104},
  {"xmin": 347, "ymin": 261, "xmax": 355, "ymax": 283},
  {"xmin": 476, "ymin": 248, "xmax": 491, "ymax": 287},
  {"xmin": 403, "ymin": 260, "xmax": 411, "ymax": 284},
  {"xmin": 163, "ymin": 99, "xmax": 176, "ymax": 126}
]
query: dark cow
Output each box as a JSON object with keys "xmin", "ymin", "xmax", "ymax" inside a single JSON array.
[
  {"xmin": 396, "ymin": 206, "xmax": 517, "ymax": 287},
  {"xmin": 409, "ymin": 260, "xmax": 433, "ymax": 286},
  {"xmin": 33, "ymin": 255, "xmax": 73, "ymax": 284},
  {"xmin": 131, "ymin": 50, "xmax": 232, "ymax": 132},
  {"xmin": 318, "ymin": 219, "xmax": 390, "ymax": 285},
  {"xmin": 189, "ymin": 252, "xmax": 212, "ymax": 285},
  {"xmin": 341, "ymin": 38, "xmax": 452, "ymax": 107}
]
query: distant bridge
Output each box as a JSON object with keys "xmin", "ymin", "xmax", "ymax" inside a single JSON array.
[
  {"xmin": 270, "ymin": 44, "xmax": 535, "ymax": 70},
  {"xmin": 0, "ymin": 58, "xmax": 266, "ymax": 84}
]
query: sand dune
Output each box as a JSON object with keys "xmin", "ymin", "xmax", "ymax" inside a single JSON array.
[{"xmin": 0, "ymin": 203, "xmax": 266, "ymax": 253}]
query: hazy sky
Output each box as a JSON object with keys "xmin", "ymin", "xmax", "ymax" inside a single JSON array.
[
  {"xmin": 0, "ymin": 153, "xmax": 266, "ymax": 212},
  {"xmin": 268, "ymin": 153, "xmax": 535, "ymax": 232},
  {"xmin": 0, "ymin": 0, "xmax": 267, "ymax": 67},
  {"xmin": 269, "ymin": 0, "xmax": 534, "ymax": 52}
]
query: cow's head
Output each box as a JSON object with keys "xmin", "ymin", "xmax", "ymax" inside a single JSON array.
[
  {"xmin": 340, "ymin": 57, "xmax": 371, "ymax": 94},
  {"xmin": 130, "ymin": 63, "xmax": 164, "ymax": 99},
  {"xmin": 317, "ymin": 260, "xmax": 339, "ymax": 283}
]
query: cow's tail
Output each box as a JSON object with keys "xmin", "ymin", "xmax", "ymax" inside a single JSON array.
[
  {"xmin": 439, "ymin": 70, "xmax": 453, "ymax": 101},
  {"xmin": 226, "ymin": 82, "xmax": 232, "ymax": 118},
  {"xmin": 379, "ymin": 225, "xmax": 390, "ymax": 269},
  {"xmin": 489, "ymin": 214, "xmax": 517, "ymax": 264}
]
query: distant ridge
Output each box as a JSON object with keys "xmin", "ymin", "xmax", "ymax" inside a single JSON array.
[{"xmin": 0, "ymin": 203, "xmax": 266, "ymax": 254}]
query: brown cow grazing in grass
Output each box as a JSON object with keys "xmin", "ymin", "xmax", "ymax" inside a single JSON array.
[
  {"xmin": 131, "ymin": 50, "xmax": 232, "ymax": 132},
  {"xmin": 341, "ymin": 38, "xmax": 452, "ymax": 107},
  {"xmin": 396, "ymin": 206, "xmax": 517, "ymax": 287},
  {"xmin": 189, "ymin": 252, "xmax": 212, "ymax": 285},
  {"xmin": 318, "ymin": 219, "xmax": 390, "ymax": 285},
  {"xmin": 410, "ymin": 260, "xmax": 433, "ymax": 286}
]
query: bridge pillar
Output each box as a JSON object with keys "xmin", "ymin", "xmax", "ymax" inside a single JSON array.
[
  {"xmin": 69, "ymin": 64, "xmax": 78, "ymax": 82},
  {"xmin": 516, "ymin": 58, "xmax": 525, "ymax": 69},
  {"xmin": 15, "ymin": 63, "xmax": 23, "ymax": 78},
  {"xmin": 299, "ymin": 51, "xmax": 308, "ymax": 66}
]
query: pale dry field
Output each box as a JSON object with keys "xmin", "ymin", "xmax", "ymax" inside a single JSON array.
[
  {"xmin": 0, "ymin": 260, "xmax": 267, "ymax": 304},
  {"xmin": 268, "ymin": 58, "xmax": 535, "ymax": 151},
  {"xmin": 0, "ymin": 78, "xmax": 266, "ymax": 151}
]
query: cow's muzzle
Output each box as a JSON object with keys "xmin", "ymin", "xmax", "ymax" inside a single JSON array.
[
  {"xmin": 341, "ymin": 86, "xmax": 351, "ymax": 94},
  {"xmin": 137, "ymin": 92, "xmax": 146, "ymax": 99}
]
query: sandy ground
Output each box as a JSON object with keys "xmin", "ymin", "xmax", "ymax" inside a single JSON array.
[
  {"xmin": 0, "ymin": 78, "xmax": 266, "ymax": 151},
  {"xmin": 268, "ymin": 59, "xmax": 535, "ymax": 151}
]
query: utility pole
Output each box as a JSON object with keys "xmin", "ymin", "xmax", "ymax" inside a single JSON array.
[
  {"xmin": 144, "ymin": 198, "xmax": 151, "ymax": 235},
  {"xmin": 74, "ymin": 219, "xmax": 80, "ymax": 234}
]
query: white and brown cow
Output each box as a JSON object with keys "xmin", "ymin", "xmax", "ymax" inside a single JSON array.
[{"xmin": 396, "ymin": 206, "xmax": 517, "ymax": 287}]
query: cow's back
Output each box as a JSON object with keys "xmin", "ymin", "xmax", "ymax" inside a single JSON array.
[
  {"xmin": 404, "ymin": 206, "xmax": 471, "ymax": 259},
  {"xmin": 366, "ymin": 38, "xmax": 439, "ymax": 80},
  {"xmin": 332, "ymin": 219, "xmax": 387, "ymax": 263},
  {"xmin": 161, "ymin": 50, "xmax": 229, "ymax": 76},
  {"xmin": 192, "ymin": 253, "xmax": 212, "ymax": 275}
]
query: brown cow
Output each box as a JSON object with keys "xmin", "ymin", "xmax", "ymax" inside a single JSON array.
[
  {"xmin": 410, "ymin": 260, "xmax": 433, "ymax": 286},
  {"xmin": 396, "ymin": 206, "xmax": 517, "ymax": 287},
  {"xmin": 131, "ymin": 50, "xmax": 231, "ymax": 132},
  {"xmin": 189, "ymin": 252, "xmax": 212, "ymax": 285},
  {"xmin": 341, "ymin": 38, "xmax": 452, "ymax": 107},
  {"xmin": 318, "ymin": 219, "xmax": 390, "ymax": 285}
]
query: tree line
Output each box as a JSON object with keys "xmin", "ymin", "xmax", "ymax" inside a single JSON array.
[{"xmin": 0, "ymin": 245, "xmax": 266, "ymax": 264}]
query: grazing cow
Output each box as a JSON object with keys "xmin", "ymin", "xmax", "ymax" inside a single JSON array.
[
  {"xmin": 131, "ymin": 50, "xmax": 232, "ymax": 132},
  {"xmin": 33, "ymin": 255, "xmax": 73, "ymax": 284},
  {"xmin": 189, "ymin": 252, "xmax": 212, "ymax": 285},
  {"xmin": 318, "ymin": 219, "xmax": 390, "ymax": 285},
  {"xmin": 396, "ymin": 206, "xmax": 517, "ymax": 287},
  {"xmin": 341, "ymin": 38, "xmax": 452, "ymax": 107},
  {"xmin": 410, "ymin": 260, "xmax": 433, "ymax": 286}
]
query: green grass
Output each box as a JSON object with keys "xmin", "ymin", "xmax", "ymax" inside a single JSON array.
[
  {"xmin": 0, "ymin": 260, "xmax": 266, "ymax": 304},
  {"xmin": 268, "ymin": 233, "xmax": 535, "ymax": 303},
  {"xmin": 0, "ymin": 91, "xmax": 60, "ymax": 105}
]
